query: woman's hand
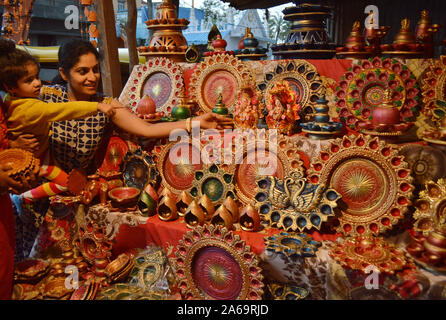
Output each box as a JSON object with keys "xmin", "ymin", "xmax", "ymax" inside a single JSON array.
[
  {"xmin": 8, "ymin": 134, "xmax": 39, "ymax": 154},
  {"xmin": 0, "ymin": 164, "xmax": 22, "ymax": 194},
  {"xmin": 98, "ymin": 102, "xmax": 116, "ymax": 117},
  {"xmin": 193, "ymin": 113, "xmax": 233, "ymax": 130}
]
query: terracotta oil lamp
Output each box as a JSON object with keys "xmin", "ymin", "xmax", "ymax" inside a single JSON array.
[
  {"xmin": 371, "ymin": 90, "xmax": 401, "ymax": 129},
  {"xmin": 184, "ymin": 200, "xmax": 205, "ymax": 228},
  {"xmin": 239, "ymin": 204, "xmax": 260, "ymax": 232},
  {"xmin": 158, "ymin": 194, "xmax": 178, "ymax": 221},
  {"xmin": 210, "ymin": 205, "xmax": 234, "ymax": 230},
  {"xmin": 393, "ymin": 18, "xmax": 419, "ymax": 51},
  {"xmin": 108, "ymin": 187, "xmax": 141, "ymax": 210},
  {"xmin": 158, "ymin": 186, "xmax": 176, "ymax": 202},
  {"xmin": 222, "ymin": 196, "xmax": 239, "ymax": 224},
  {"xmin": 198, "ymin": 194, "xmax": 215, "ymax": 221},
  {"xmin": 177, "ymin": 191, "xmax": 193, "ymax": 216},
  {"xmin": 344, "ymin": 21, "xmax": 366, "ymax": 52}
]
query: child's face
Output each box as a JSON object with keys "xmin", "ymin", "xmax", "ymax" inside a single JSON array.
[{"xmin": 9, "ymin": 62, "xmax": 41, "ymax": 98}]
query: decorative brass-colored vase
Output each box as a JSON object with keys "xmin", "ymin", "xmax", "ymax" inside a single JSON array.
[
  {"xmin": 415, "ymin": 10, "xmax": 441, "ymax": 57},
  {"xmin": 158, "ymin": 194, "xmax": 178, "ymax": 221},
  {"xmin": 336, "ymin": 21, "xmax": 371, "ymax": 59},
  {"xmin": 210, "ymin": 205, "xmax": 234, "ymax": 230},
  {"xmin": 184, "ymin": 200, "xmax": 205, "ymax": 228},
  {"xmin": 177, "ymin": 191, "xmax": 193, "ymax": 216},
  {"xmin": 239, "ymin": 204, "xmax": 260, "ymax": 232}
]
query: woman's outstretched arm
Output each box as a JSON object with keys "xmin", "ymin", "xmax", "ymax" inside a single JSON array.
[{"xmin": 110, "ymin": 102, "xmax": 233, "ymax": 139}]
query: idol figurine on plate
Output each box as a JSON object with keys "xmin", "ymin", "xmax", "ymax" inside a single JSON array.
[
  {"xmin": 233, "ymin": 81, "xmax": 264, "ymax": 130},
  {"xmin": 265, "ymin": 80, "xmax": 300, "ymax": 135}
]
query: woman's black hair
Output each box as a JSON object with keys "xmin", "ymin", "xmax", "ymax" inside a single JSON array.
[
  {"xmin": 56, "ymin": 40, "xmax": 101, "ymax": 84},
  {"xmin": 0, "ymin": 38, "xmax": 39, "ymax": 91}
]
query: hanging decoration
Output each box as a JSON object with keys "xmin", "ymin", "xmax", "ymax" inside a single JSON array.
[
  {"xmin": 79, "ymin": 0, "xmax": 98, "ymax": 48},
  {"xmin": 0, "ymin": 0, "xmax": 35, "ymax": 45}
]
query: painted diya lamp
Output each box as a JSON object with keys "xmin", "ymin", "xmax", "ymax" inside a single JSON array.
[
  {"xmin": 177, "ymin": 191, "xmax": 193, "ymax": 216},
  {"xmin": 198, "ymin": 194, "xmax": 215, "ymax": 221},
  {"xmin": 138, "ymin": 190, "xmax": 158, "ymax": 217},
  {"xmin": 158, "ymin": 194, "xmax": 178, "ymax": 221},
  {"xmin": 223, "ymin": 196, "xmax": 239, "ymax": 224},
  {"xmin": 108, "ymin": 187, "xmax": 141, "ymax": 210},
  {"xmin": 158, "ymin": 186, "xmax": 177, "ymax": 203},
  {"xmin": 210, "ymin": 205, "xmax": 234, "ymax": 230},
  {"xmin": 184, "ymin": 200, "xmax": 205, "ymax": 228},
  {"xmin": 239, "ymin": 204, "xmax": 260, "ymax": 232}
]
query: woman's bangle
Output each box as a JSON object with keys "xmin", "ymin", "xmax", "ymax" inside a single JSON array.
[{"xmin": 186, "ymin": 117, "xmax": 192, "ymax": 133}]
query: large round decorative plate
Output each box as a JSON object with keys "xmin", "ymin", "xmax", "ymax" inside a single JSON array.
[
  {"xmin": 153, "ymin": 140, "xmax": 203, "ymax": 195},
  {"xmin": 171, "ymin": 225, "xmax": 264, "ymax": 300},
  {"xmin": 413, "ymin": 178, "xmax": 446, "ymax": 236},
  {"xmin": 99, "ymin": 136, "xmax": 129, "ymax": 173},
  {"xmin": 121, "ymin": 147, "xmax": 160, "ymax": 190},
  {"xmin": 233, "ymin": 129, "xmax": 304, "ymax": 206},
  {"xmin": 124, "ymin": 57, "xmax": 183, "ymax": 116},
  {"xmin": 399, "ymin": 144, "xmax": 446, "ymax": 187},
  {"xmin": 329, "ymin": 236, "xmax": 408, "ymax": 275},
  {"xmin": 307, "ymin": 134, "xmax": 414, "ymax": 236},
  {"xmin": 421, "ymin": 56, "xmax": 446, "ymax": 120},
  {"xmin": 189, "ymin": 54, "xmax": 253, "ymax": 113},
  {"xmin": 335, "ymin": 57, "xmax": 420, "ymax": 130},
  {"xmin": 257, "ymin": 60, "xmax": 324, "ymax": 116}
]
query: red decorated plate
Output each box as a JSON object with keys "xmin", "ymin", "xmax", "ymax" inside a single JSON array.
[
  {"xmin": 233, "ymin": 130, "xmax": 304, "ymax": 206},
  {"xmin": 307, "ymin": 134, "xmax": 414, "ymax": 236},
  {"xmin": 171, "ymin": 225, "xmax": 264, "ymax": 300},
  {"xmin": 335, "ymin": 57, "xmax": 420, "ymax": 130},
  {"xmin": 189, "ymin": 54, "xmax": 253, "ymax": 113},
  {"xmin": 154, "ymin": 141, "xmax": 203, "ymax": 194}
]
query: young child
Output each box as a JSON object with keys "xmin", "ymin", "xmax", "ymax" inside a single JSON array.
[{"xmin": 0, "ymin": 38, "xmax": 116, "ymax": 216}]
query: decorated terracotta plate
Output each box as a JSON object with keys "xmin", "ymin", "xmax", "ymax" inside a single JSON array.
[
  {"xmin": 307, "ymin": 134, "xmax": 414, "ymax": 236},
  {"xmin": 233, "ymin": 129, "xmax": 304, "ymax": 206},
  {"xmin": 257, "ymin": 60, "xmax": 324, "ymax": 116},
  {"xmin": 121, "ymin": 57, "xmax": 183, "ymax": 116},
  {"xmin": 189, "ymin": 54, "xmax": 253, "ymax": 113},
  {"xmin": 153, "ymin": 141, "xmax": 203, "ymax": 195},
  {"xmin": 171, "ymin": 225, "xmax": 264, "ymax": 300},
  {"xmin": 335, "ymin": 57, "xmax": 420, "ymax": 130}
]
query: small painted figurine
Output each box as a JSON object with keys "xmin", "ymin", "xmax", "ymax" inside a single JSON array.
[
  {"xmin": 233, "ymin": 82, "xmax": 263, "ymax": 129},
  {"xmin": 265, "ymin": 81, "xmax": 300, "ymax": 135}
]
